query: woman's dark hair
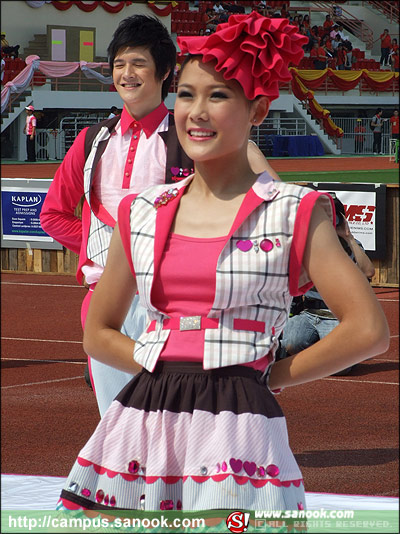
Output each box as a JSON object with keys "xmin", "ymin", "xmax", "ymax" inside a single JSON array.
[
  {"xmin": 107, "ymin": 15, "xmax": 176, "ymax": 100},
  {"xmin": 332, "ymin": 196, "xmax": 352, "ymax": 256}
]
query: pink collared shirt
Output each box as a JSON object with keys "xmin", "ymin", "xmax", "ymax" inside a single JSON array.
[{"xmin": 93, "ymin": 104, "xmax": 170, "ymax": 221}]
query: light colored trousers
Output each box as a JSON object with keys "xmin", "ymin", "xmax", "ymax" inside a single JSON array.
[{"xmin": 82, "ymin": 289, "xmax": 147, "ymax": 417}]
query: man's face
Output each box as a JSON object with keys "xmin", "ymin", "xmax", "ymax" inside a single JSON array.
[{"xmin": 112, "ymin": 46, "xmax": 167, "ymax": 119}]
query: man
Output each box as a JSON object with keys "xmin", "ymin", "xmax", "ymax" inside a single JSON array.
[
  {"xmin": 378, "ymin": 29, "xmax": 391, "ymax": 67},
  {"xmin": 107, "ymin": 105, "xmax": 118, "ymax": 119},
  {"xmin": 390, "ymin": 109, "xmax": 399, "ymax": 140},
  {"xmin": 40, "ymin": 14, "xmax": 279, "ymax": 417},
  {"xmin": 1, "ymin": 31, "xmax": 20, "ymax": 58},
  {"xmin": 354, "ymin": 118, "xmax": 366, "ymax": 153},
  {"xmin": 23, "ymin": 105, "xmax": 36, "ymax": 162},
  {"xmin": 371, "ymin": 108, "xmax": 385, "ymax": 154},
  {"xmin": 310, "ymin": 41, "xmax": 327, "ymax": 70}
]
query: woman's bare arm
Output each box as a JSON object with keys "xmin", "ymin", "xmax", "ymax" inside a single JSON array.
[{"xmin": 269, "ymin": 202, "xmax": 389, "ymax": 390}]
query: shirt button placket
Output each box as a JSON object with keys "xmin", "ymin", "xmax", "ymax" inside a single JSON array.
[{"xmin": 123, "ymin": 124, "xmax": 140, "ymax": 189}]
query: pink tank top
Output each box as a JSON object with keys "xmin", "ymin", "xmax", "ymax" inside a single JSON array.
[{"xmin": 151, "ymin": 233, "xmax": 270, "ymax": 370}]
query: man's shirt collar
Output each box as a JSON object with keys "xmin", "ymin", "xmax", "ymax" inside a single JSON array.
[{"xmin": 120, "ymin": 102, "xmax": 169, "ymax": 137}]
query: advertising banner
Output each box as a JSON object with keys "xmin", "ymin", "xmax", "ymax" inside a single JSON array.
[
  {"xmin": 1, "ymin": 179, "xmax": 62, "ymax": 250},
  {"xmin": 314, "ymin": 183, "xmax": 386, "ymax": 259}
]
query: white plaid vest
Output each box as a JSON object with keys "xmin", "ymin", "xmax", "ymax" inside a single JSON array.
[
  {"xmin": 127, "ymin": 174, "xmax": 326, "ymax": 371},
  {"xmin": 84, "ymin": 125, "xmax": 115, "ymax": 267}
]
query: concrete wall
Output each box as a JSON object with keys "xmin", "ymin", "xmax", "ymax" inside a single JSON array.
[{"xmin": 1, "ymin": 1, "xmax": 160, "ymax": 60}]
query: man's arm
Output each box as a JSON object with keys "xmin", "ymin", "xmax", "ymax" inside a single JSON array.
[{"xmin": 40, "ymin": 128, "xmax": 88, "ymax": 254}]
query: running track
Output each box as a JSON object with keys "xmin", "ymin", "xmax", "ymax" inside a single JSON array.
[{"xmin": 1, "ymin": 273, "xmax": 398, "ymax": 497}]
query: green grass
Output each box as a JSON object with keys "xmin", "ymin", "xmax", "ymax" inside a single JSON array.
[{"xmin": 280, "ymin": 169, "xmax": 399, "ymax": 184}]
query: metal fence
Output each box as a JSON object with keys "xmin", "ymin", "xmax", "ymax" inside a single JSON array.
[
  {"xmin": 59, "ymin": 114, "xmax": 108, "ymax": 157},
  {"xmin": 333, "ymin": 117, "xmax": 393, "ymax": 155},
  {"xmin": 251, "ymin": 118, "xmax": 307, "ymax": 155}
]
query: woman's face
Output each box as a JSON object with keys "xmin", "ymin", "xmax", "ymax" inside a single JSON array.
[{"xmin": 174, "ymin": 57, "xmax": 267, "ymax": 165}]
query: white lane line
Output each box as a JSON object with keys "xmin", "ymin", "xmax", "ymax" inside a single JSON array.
[
  {"xmin": 377, "ymin": 298, "xmax": 399, "ymax": 302},
  {"xmin": 322, "ymin": 377, "xmax": 398, "ymax": 385},
  {"xmin": 1, "ymin": 282, "xmax": 82, "ymax": 288},
  {"xmin": 1, "ymin": 376, "xmax": 84, "ymax": 389},
  {"xmin": 1, "ymin": 337, "xmax": 81, "ymax": 344},
  {"xmin": 390, "ymin": 334, "xmax": 399, "ymax": 338},
  {"xmin": 1, "ymin": 358, "xmax": 85, "ymax": 365}
]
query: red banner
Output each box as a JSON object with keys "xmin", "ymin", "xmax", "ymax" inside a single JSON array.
[
  {"xmin": 147, "ymin": 1, "xmax": 178, "ymax": 16},
  {"xmin": 51, "ymin": 1, "xmax": 132, "ymax": 13}
]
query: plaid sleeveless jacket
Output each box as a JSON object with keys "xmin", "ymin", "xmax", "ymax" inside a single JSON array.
[{"xmin": 119, "ymin": 173, "xmax": 334, "ymax": 371}]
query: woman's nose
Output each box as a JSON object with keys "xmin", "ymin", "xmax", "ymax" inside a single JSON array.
[{"xmin": 189, "ymin": 98, "xmax": 208, "ymax": 121}]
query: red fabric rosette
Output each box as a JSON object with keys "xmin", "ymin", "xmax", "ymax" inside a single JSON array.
[{"xmin": 177, "ymin": 12, "xmax": 308, "ymax": 101}]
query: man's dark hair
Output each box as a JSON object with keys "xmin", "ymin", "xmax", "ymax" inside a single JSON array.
[
  {"xmin": 376, "ymin": 108, "xmax": 382, "ymax": 114},
  {"xmin": 110, "ymin": 106, "xmax": 118, "ymax": 112},
  {"xmin": 107, "ymin": 15, "xmax": 176, "ymax": 100}
]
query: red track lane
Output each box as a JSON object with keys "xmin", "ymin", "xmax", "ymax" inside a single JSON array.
[{"xmin": 1, "ymin": 274, "xmax": 398, "ymax": 497}]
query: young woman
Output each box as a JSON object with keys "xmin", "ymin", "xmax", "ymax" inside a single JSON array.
[{"xmin": 57, "ymin": 12, "xmax": 389, "ymax": 513}]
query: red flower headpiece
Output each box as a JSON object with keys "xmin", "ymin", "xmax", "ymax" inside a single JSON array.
[{"xmin": 177, "ymin": 12, "xmax": 308, "ymax": 101}]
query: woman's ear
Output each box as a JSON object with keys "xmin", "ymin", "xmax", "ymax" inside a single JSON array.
[{"xmin": 251, "ymin": 96, "xmax": 270, "ymax": 126}]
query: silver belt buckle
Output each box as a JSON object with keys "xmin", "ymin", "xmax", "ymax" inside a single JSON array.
[{"xmin": 179, "ymin": 316, "xmax": 201, "ymax": 331}]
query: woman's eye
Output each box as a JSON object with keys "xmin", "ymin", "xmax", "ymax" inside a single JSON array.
[
  {"xmin": 211, "ymin": 91, "xmax": 228, "ymax": 99},
  {"xmin": 177, "ymin": 91, "xmax": 192, "ymax": 98}
]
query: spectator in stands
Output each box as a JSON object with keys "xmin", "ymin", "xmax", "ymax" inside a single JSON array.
[
  {"xmin": 333, "ymin": 4, "xmax": 342, "ymax": 18},
  {"xmin": 1, "ymin": 32, "xmax": 20, "ymax": 58},
  {"xmin": 309, "ymin": 25, "xmax": 321, "ymax": 47},
  {"xmin": 279, "ymin": 194, "xmax": 375, "ymax": 376},
  {"xmin": 391, "ymin": 48, "xmax": 399, "ymax": 72},
  {"xmin": 323, "ymin": 14, "xmax": 334, "ymax": 36},
  {"xmin": 342, "ymin": 39, "xmax": 353, "ymax": 69},
  {"xmin": 335, "ymin": 42, "xmax": 347, "ymax": 69},
  {"xmin": 310, "ymin": 41, "xmax": 327, "ymax": 70},
  {"xmin": 292, "ymin": 15, "xmax": 300, "ymax": 28},
  {"xmin": 390, "ymin": 109, "xmax": 399, "ymax": 140},
  {"xmin": 377, "ymin": 29, "xmax": 391, "ymax": 67},
  {"xmin": 331, "ymin": 33, "xmax": 342, "ymax": 56},
  {"xmin": 330, "ymin": 24, "xmax": 339, "ymax": 41},
  {"xmin": 322, "ymin": 35, "xmax": 334, "ymax": 60},
  {"xmin": 298, "ymin": 25, "xmax": 310, "ymax": 52},
  {"xmin": 371, "ymin": 108, "xmax": 385, "ymax": 154},
  {"xmin": 298, "ymin": 14, "xmax": 304, "ymax": 26},
  {"xmin": 336, "ymin": 24, "xmax": 347, "ymax": 41},
  {"xmin": 213, "ymin": 1, "xmax": 226, "ymax": 17},
  {"xmin": 255, "ymin": 0, "xmax": 267, "ymax": 16},
  {"xmin": 107, "ymin": 106, "xmax": 118, "ymax": 119},
  {"xmin": 354, "ymin": 118, "xmax": 366, "ymax": 153},
  {"xmin": 303, "ymin": 14, "xmax": 310, "ymax": 30},
  {"xmin": 389, "ymin": 38, "xmax": 398, "ymax": 69},
  {"xmin": 202, "ymin": 8, "xmax": 219, "ymax": 32},
  {"xmin": 23, "ymin": 105, "xmax": 36, "ymax": 162},
  {"xmin": 280, "ymin": 3, "xmax": 289, "ymax": 19}
]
